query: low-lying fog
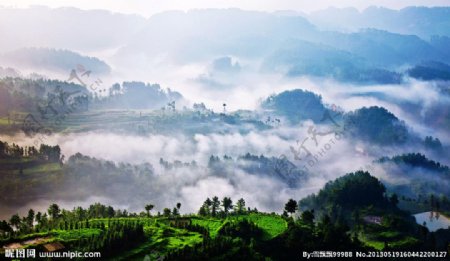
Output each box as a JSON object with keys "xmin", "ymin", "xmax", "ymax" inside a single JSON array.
[
  {"xmin": 1, "ymin": 102, "xmax": 447, "ymax": 219},
  {"xmin": 1, "ymin": 6, "xmax": 449, "ymax": 220}
]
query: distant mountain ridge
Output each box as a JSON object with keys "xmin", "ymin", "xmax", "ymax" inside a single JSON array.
[
  {"xmin": 309, "ymin": 6, "xmax": 450, "ymax": 39},
  {"xmin": 2, "ymin": 7, "xmax": 450, "ymax": 84},
  {"xmin": 0, "ymin": 48, "xmax": 111, "ymax": 75}
]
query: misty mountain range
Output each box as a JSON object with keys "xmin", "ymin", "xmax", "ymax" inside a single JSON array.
[
  {"xmin": 1, "ymin": 6, "xmax": 450, "ymax": 84},
  {"xmin": 0, "ymin": 48, "xmax": 111, "ymax": 75}
]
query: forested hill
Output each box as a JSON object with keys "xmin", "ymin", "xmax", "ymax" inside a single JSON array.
[
  {"xmin": 378, "ymin": 153, "xmax": 449, "ymax": 173},
  {"xmin": 1, "ymin": 171, "xmax": 448, "ymax": 259}
]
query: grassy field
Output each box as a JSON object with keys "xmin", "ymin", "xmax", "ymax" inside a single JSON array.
[
  {"xmin": 360, "ymin": 238, "xmax": 384, "ymax": 250},
  {"xmin": 359, "ymin": 230, "xmax": 420, "ymax": 250},
  {"xmin": 1, "ymin": 212, "xmax": 426, "ymax": 259},
  {"xmin": 1, "ymin": 214, "xmax": 287, "ymax": 259},
  {"xmin": 24, "ymin": 163, "xmax": 61, "ymax": 174},
  {"xmin": 190, "ymin": 213, "xmax": 288, "ymax": 240},
  {"xmin": 0, "ymin": 110, "xmax": 151, "ymax": 133},
  {"xmin": 54, "ymin": 228, "xmax": 103, "ymax": 242},
  {"xmin": 116, "ymin": 214, "xmax": 287, "ymax": 259},
  {"xmin": 1, "ymin": 108, "xmax": 266, "ymax": 136},
  {"xmin": 191, "ymin": 217, "xmax": 223, "ymax": 238},
  {"xmin": 233, "ymin": 213, "xmax": 288, "ymax": 240}
]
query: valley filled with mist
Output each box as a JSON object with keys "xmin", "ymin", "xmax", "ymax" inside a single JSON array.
[{"xmin": 0, "ymin": 4, "xmax": 449, "ymax": 259}]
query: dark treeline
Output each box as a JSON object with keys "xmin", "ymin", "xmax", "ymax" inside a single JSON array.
[
  {"xmin": 70, "ymin": 220, "xmax": 145, "ymax": 257},
  {"xmin": 0, "ymin": 203, "xmax": 133, "ymax": 239},
  {"xmin": 378, "ymin": 153, "xmax": 449, "ymax": 173},
  {"xmin": 262, "ymin": 213, "xmax": 366, "ymax": 260},
  {"xmin": 0, "ymin": 78, "xmax": 89, "ymax": 117},
  {"xmin": 207, "ymin": 153, "xmax": 306, "ymax": 187},
  {"xmin": 0, "ymin": 78, "xmax": 184, "ymax": 119},
  {"xmin": 92, "ymin": 81, "xmax": 183, "ymax": 110},
  {"xmin": 343, "ymin": 106, "xmax": 410, "ymax": 145},
  {"xmin": 299, "ymin": 171, "xmax": 450, "ymax": 252},
  {"xmin": 164, "ymin": 207, "xmax": 366, "ymax": 260},
  {"xmin": 165, "ymin": 233, "xmax": 265, "ymax": 260},
  {"xmin": 1, "ymin": 149, "xmax": 305, "ymax": 209},
  {"xmin": 377, "ymin": 152, "xmax": 450, "ymax": 201},
  {"xmin": 198, "ymin": 196, "xmax": 254, "ymax": 218},
  {"xmin": 0, "ymin": 140, "xmax": 62, "ymax": 163},
  {"xmin": 261, "ymin": 89, "xmax": 327, "ymax": 124}
]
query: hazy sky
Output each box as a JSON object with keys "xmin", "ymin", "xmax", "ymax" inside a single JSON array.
[{"xmin": 1, "ymin": 0, "xmax": 450, "ymax": 17}]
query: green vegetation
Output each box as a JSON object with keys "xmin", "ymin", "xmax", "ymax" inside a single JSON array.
[
  {"xmin": 344, "ymin": 106, "xmax": 409, "ymax": 145},
  {"xmin": 1, "ymin": 169, "xmax": 449, "ymax": 259},
  {"xmin": 190, "ymin": 213, "xmax": 287, "ymax": 240},
  {"xmin": 0, "ymin": 78, "xmax": 267, "ymax": 136},
  {"xmin": 298, "ymin": 171, "xmax": 448, "ymax": 253},
  {"xmin": 191, "ymin": 218, "xmax": 222, "ymax": 238},
  {"xmin": 24, "ymin": 163, "xmax": 61, "ymax": 174},
  {"xmin": 0, "ymin": 141, "xmax": 66, "ymax": 206},
  {"xmin": 233, "ymin": 213, "xmax": 287, "ymax": 240},
  {"xmin": 261, "ymin": 89, "xmax": 327, "ymax": 124},
  {"xmin": 0, "ymin": 200, "xmax": 287, "ymax": 260},
  {"xmin": 54, "ymin": 228, "xmax": 103, "ymax": 242},
  {"xmin": 378, "ymin": 153, "xmax": 449, "ymax": 173},
  {"xmin": 299, "ymin": 171, "xmax": 390, "ymax": 216}
]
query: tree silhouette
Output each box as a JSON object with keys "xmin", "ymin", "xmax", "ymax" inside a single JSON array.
[
  {"xmin": 145, "ymin": 204, "xmax": 154, "ymax": 217},
  {"xmin": 26, "ymin": 209, "xmax": 35, "ymax": 227},
  {"xmin": 301, "ymin": 210, "xmax": 314, "ymax": 225},
  {"xmin": 211, "ymin": 196, "xmax": 220, "ymax": 217},
  {"xmin": 9, "ymin": 214, "xmax": 21, "ymax": 230},
  {"xmin": 35, "ymin": 212, "xmax": 42, "ymax": 226},
  {"xmin": 235, "ymin": 198, "xmax": 246, "ymax": 214},
  {"xmin": 48, "ymin": 203, "xmax": 61, "ymax": 220},
  {"xmin": 284, "ymin": 199, "xmax": 298, "ymax": 216},
  {"xmin": 222, "ymin": 197, "xmax": 233, "ymax": 215},
  {"xmin": 163, "ymin": 208, "xmax": 171, "ymax": 217}
]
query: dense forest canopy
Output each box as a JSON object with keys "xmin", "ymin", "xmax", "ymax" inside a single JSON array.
[
  {"xmin": 261, "ymin": 89, "xmax": 327, "ymax": 124},
  {"xmin": 344, "ymin": 106, "xmax": 410, "ymax": 145}
]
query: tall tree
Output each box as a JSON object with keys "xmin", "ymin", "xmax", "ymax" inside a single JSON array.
[
  {"xmin": 9, "ymin": 214, "xmax": 21, "ymax": 229},
  {"xmin": 204, "ymin": 198, "xmax": 212, "ymax": 214},
  {"xmin": 145, "ymin": 204, "xmax": 154, "ymax": 217},
  {"xmin": 198, "ymin": 206, "xmax": 207, "ymax": 216},
  {"xmin": 106, "ymin": 206, "xmax": 115, "ymax": 218},
  {"xmin": 222, "ymin": 197, "xmax": 233, "ymax": 215},
  {"xmin": 163, "ymin": 208, "xmax": 171, "ymax": 217},
  {"xmin": 27, "ymin": 209, "xmax": 35, "ymax": 227},
  {"xmin": 235, "ymin": 198, "xmax": 246, "ymax": 214},
  {"xmin": 211, "ymin": 196, "xmax": 220, "ymax": 217},
  {"xmin": 48, "ymin": 203, "xmax": 61, "ymax": 220},
  {"xmin": 284, "ymin": 199, "xmax": 298, "ymax": 216},
  {"xmin": 35, "ymin": 212, "xmax": 42, "ymax": 226},
  {"xmin": 0, "ymin": 220, "xmax": 12, "ymax": 235}
]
